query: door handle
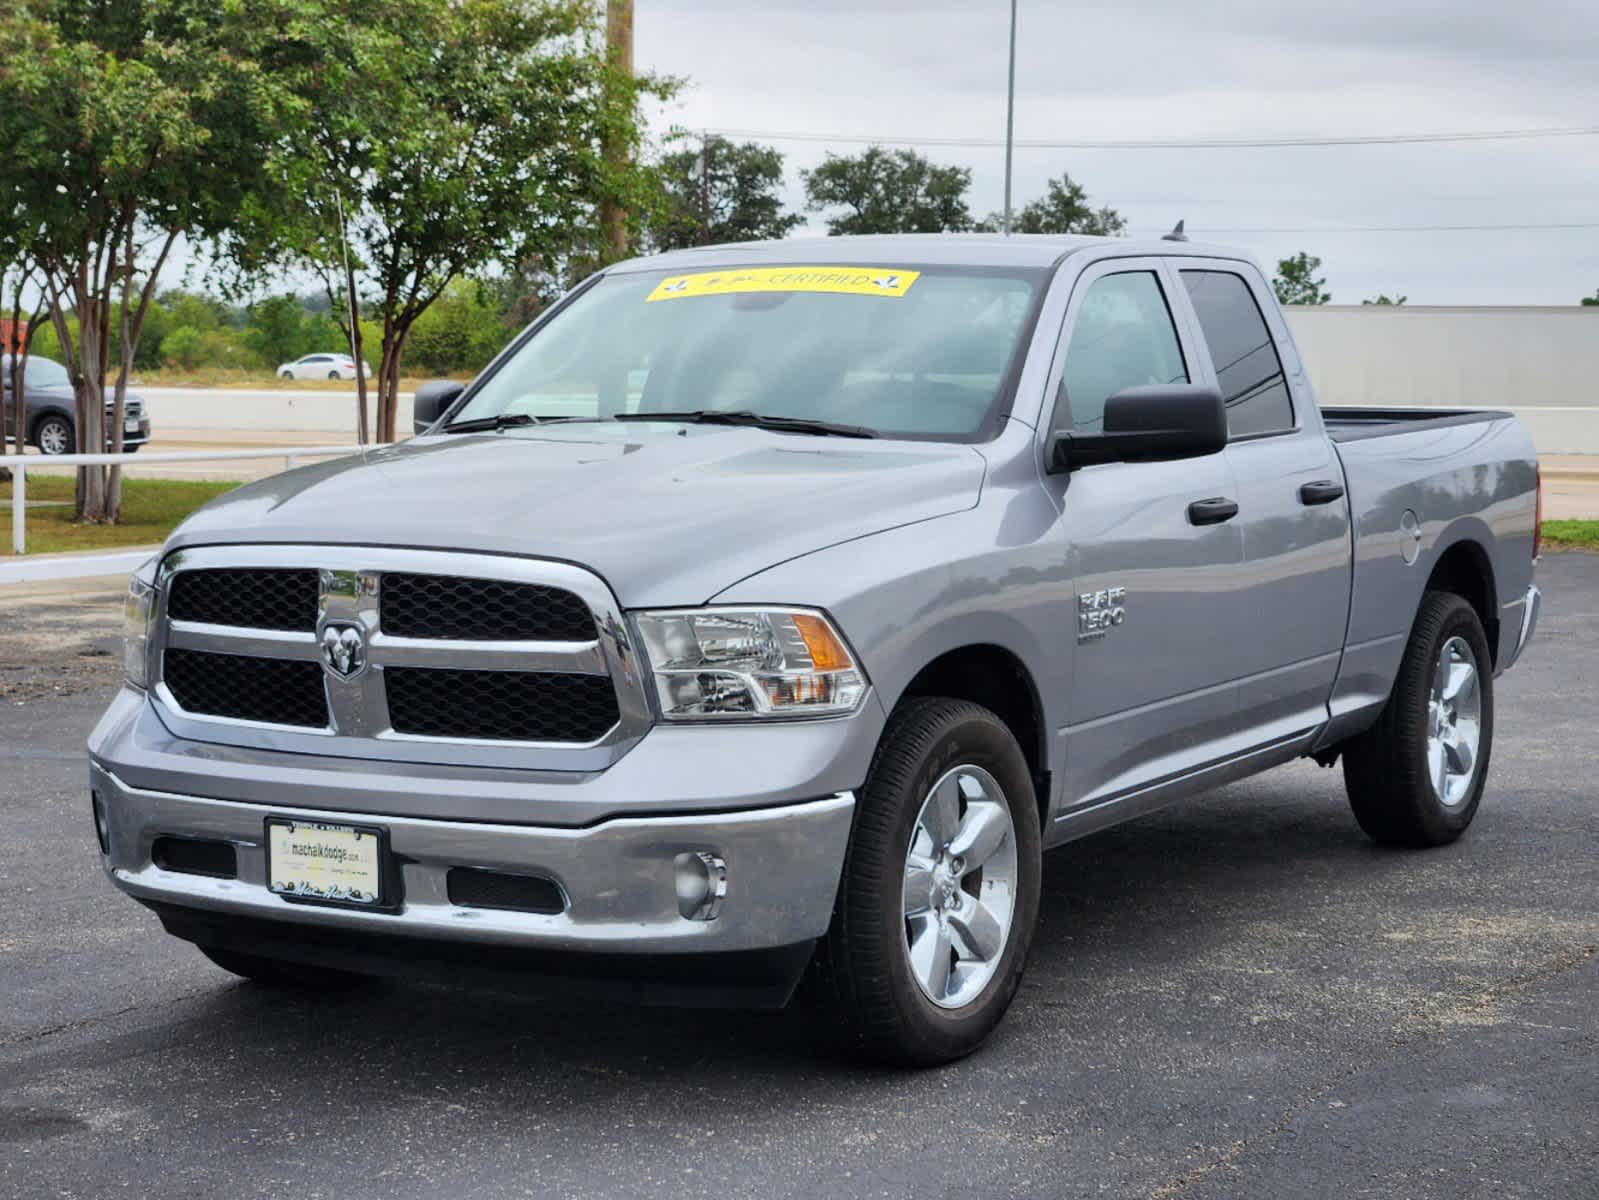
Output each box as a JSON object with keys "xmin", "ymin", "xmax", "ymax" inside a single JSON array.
[
  {"xmin": 1187, "ymin": 497, "xmax": 1239, "ymax": 525},
  {"xmin": 1299, "ymin": 479, "xmax": 1345, "ymax": 506}
]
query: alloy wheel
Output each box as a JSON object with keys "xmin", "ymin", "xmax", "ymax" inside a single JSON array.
[{"xmin": 901, "ymin": 764, "xmax": 1018, "ymax": 1009}]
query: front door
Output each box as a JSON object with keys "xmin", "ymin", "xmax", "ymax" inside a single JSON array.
[{"xmin": 1039, "ymin": 260, "xmax": 1246, "ymax": 817}]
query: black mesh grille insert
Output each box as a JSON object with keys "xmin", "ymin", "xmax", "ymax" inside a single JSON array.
[
  {"xmin": 447, "ymin": 868, "xmax": 566, "ymax": 914},
  {"xmin": 379, "ymin": 573, "xmax": 594, "ymax": 642},
  {"xmin": 385, "ymin": 668, "xmax": 618, "ymax": 742},
  {"xmin": 164, "ymin": 649, "xmax": 329, "ymax": 728},
  {"xmin": 167, "ymin": 569, "xmax": 319, "ymax": 632},
  {"xmin": 153, "ymin": 836, "xmax": 238, "ymax": 880}
]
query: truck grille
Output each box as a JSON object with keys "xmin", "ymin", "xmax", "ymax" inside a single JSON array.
[
  {"xmin": 152, "ymin": 548, "xmax": 650, "ymax": 769},
  {"xmin": 168, "ymin": 568, "xmax": 319, "ymax": 631},
  {"xmin": 164, "ymin": 649, "xmax": 330, "ymax": 728},
  {"xmin": 379, "ymin": 573, "xmax": 594, "ymax": 642},
  {"xmin": 386, "ymin": 668, "xmax": 619, "ymax": 742}
]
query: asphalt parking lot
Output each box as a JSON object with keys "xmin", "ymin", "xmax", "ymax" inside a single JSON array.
[{"xmin": 2, "ymin": 555, "xmax": 1596, "ymax": 1200}]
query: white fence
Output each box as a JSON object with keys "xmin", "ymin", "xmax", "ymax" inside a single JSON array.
[
  {"xmin": 1284, "ymin": 306, "xmax": 1599, "ymax": 454},
  {"xmin": 6, "ymin": 444, "xmax": 382, "ymax": 556}
]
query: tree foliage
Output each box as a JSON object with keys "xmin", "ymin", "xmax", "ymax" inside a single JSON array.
[
  {"xmin": 651, "ymin": 136, "xmax": 803, "ymax": 250},
  {"xmin": 1362, "ymin": 294, "xmax": 1407, "ymax": 306},
  {"xmin": 1273, "ymin": 252, "xmax": 1332, "ymax": 306},
  {"xmin": 234, "ymin": 0, "xmax": 671, "ymax": 443},
  {"xmin": 1582, "ymin": 290, "xmax": 1599, "ymax": 307},
  {"xmin": 983, "ymin": 172, "xmax": 1125, "ymax": 236},
  {"xmin": 802, "ymin": 147, "xmax": 974, "ymax": 235},
  {"xmin": 0, "ymin": 0, "xmax": 306, "ymax": 520}
]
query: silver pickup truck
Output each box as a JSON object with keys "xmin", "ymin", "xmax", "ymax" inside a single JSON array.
[{"xmin": 89, "ymin": 235, "xmax": 1542, "ymax": 1065}]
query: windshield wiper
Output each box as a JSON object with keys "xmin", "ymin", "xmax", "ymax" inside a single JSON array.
[
  {"xmin": 612, "ymin": 410, "xmax": 876, "ymax": 439},
  {"xmin": 441, "ymin": 413, "xmax": 539, "ymax": 434}
]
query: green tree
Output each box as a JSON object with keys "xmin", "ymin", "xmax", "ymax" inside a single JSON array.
[
  {"xmin": 404, "ymin": 281, "xmax": 513, "ymax": 374},
  {"xmin": 1362, "ymin": 294, "xmax": 1407, "ymax": 306},
  {"xmin": 0, "ymin": 0, "xmax": 307, "ymax": 521},
  {"xmin": 802, "ymin": 146, "xmax": 974, "ymax": 235},
  {"xmin": 1582, "ymin": 290, "xmax": 1599, "ymax": 306},
  {"xmin": 651, "ymin": 136, "xmax": 803, "ymax": 250},
  {"xmin": 1273, "ymin": 253, "xmax": 1331, "ymax": 306},
  {"xmin": 983, "ymin": 172, "xmax": 1125, "ymax": 236},
  {"xmin": 237, "ymin": 0, "xmax": 671, "ymax": 444},
  {"xmin": 160, "ymin": 326, "xmax": 203, "ymax": 369}
]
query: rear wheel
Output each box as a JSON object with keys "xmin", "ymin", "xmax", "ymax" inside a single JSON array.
[
  {"xmin": 34, "ymin": 415, "xmax": 73, "ymax": 456},
  {"xmin": 818, "ymin": 697, "xmax": 1041, "ymax": 1066},
  {"xmin": 1342, "ymin": 590, "xmax": 1494, "ymax": 846},
  {"xmin": 199, "ymin": 946, "xmax": 367, "ymax": 990},
  {"xmin": 328, "ymin": 369, "xmax": 341, "ymax": 380}
]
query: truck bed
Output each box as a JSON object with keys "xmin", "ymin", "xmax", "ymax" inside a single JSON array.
[{"xmin": 1322, "ymin": 407, "xmax": 1514, "ymax": 443}]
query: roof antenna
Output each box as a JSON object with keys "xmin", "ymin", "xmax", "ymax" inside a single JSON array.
[{"xmin": 1162, "ymin": 219, "xmax": 1188, "ymax": 243}]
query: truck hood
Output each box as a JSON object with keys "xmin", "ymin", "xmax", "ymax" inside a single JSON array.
[{"xmin": 165, "ymin": 422, "xmax": 987, "ymax": 605}]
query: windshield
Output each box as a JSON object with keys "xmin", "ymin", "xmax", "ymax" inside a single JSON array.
[{"xmin": 451, "ymin": 264, "xmax": 1047, "ymax": 440}]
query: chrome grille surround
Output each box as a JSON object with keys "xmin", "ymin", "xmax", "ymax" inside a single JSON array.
[{"xmin": 149, "ymin": 545, "xmax": 652, "ymax": 772}]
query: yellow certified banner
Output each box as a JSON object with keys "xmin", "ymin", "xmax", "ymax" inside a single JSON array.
[{"xmin": 646, "ymin": 266, "xmax": 920, "ymax": 302}]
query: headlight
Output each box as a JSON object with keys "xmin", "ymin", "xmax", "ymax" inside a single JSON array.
[
  {"xmin": 633, "ymin": 607, "xmax": 868, "ymax": 720},
  {"xmin": 122, "ymin": 562, "xmax": 158, "ymax": 689}
]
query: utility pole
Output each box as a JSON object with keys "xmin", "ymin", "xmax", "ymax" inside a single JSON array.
[
  {"xmin": 699, "ymin": 133, "xmax": 713, "ymax": 244},
  {"xmin": 600, "ymin": 0, "xmax": 634, "ymax": 262},
  {"xmin": 1002, "ymin": 0, "xmax": 1018, "ymax": 236}
]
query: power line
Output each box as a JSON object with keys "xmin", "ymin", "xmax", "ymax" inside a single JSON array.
[
  {"xmin": 1140, "ymin": 221, "xmax": 1599, "ymax": 235},
  {"xmin": 704, "ymin": 125, "xmax": 1599, "ymax": 151}
]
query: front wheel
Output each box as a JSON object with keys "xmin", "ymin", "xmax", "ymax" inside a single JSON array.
[
  {"xmin": 34, "ymin": 415, "xmax": 74, "ymax": 456},
  {"xmin": 818, "ymin": 697, "xmax": 1041, "ymax": 1066},
  {"xmin": 278, "ymin": 369, "xmax": 293, "ymax": 380},
  {"xmin": 1342, "ymin": 590, "xmax": 1494, "ymax": 846}
]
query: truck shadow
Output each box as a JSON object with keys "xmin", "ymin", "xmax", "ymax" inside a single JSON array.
[{"xmin": 149, "ymin": 766, "xmax": 1430, "ymax": 1088}]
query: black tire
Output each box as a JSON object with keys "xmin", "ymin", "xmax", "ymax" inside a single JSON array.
[
  {"xmin": 1342, "ymin": 590, "xmax": 1495, "ymax": 847},
  {"xmin": 279, "ymin": 370, "xmax": 293, "ymax": 380},
  {"xmin": 199, "ymin": 945, "xmax": 367, "ymax": 990},
  {"xmin": 817, "ymin": 697, "xmax": 1042, "ymax": 1067},
  {"xmin": 33, "ymin": 414, "xmax": 74, "ymax": 455},
  {"xmin": 328, "ymin": 370, "xmax": 341, "ymax": 380}
]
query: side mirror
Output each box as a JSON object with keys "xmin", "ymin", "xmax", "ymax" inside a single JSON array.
[
  {"xmin": 1048, "ymin": 384, "xmax": 1227, "ymax": 472},
  {"xmin": 412, "ymin": 380, "xmax": 465, "ymax": 435}
]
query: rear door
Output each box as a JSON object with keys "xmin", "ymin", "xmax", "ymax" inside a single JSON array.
[
  {"xmin": 1039, "ymin": 258, "xmax": 1246, "ymax": 814},
  {"xmin": 1172, "ymin": 263, "xmax": 1352, "ymax": 743}
]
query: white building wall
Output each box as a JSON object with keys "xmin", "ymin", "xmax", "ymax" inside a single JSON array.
[{"xmin": 1283, "ymin": 306, "xmax": 1599, "ymax": 454}]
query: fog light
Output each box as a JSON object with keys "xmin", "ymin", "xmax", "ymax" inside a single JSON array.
[
  {"xmin": 91, "ymin": 791, "xmax": 110, "ymax": 856},
  {"xmin": 673, "ymin": 851, "xmax": 727, "ymax": 921}
]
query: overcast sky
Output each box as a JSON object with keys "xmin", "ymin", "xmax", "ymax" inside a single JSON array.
[{"xmin": 637, "ymin": 0, "xmax": 1599, "ymax": 305}]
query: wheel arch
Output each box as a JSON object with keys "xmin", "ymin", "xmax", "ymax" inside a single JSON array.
[
  {"xmin": 897, "ymin": 643, "xmax": 1050, "ymax": 830},
  {"xmin": 1425, "ymin": 535, "xmax": 1499, "ymax": 666}
]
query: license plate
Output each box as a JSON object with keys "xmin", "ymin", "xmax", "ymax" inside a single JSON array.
[
  {"xmin": 266, "ymin": 819, "xmax": 385, "ymax": 906},
  {"xmin": 124, "ymin": 418, "xmax": 140, "ymax": 433}
]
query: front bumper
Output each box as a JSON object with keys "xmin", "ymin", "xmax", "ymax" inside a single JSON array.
[{"xmin": 91, "ymin": 762, "xmax": 855, "ymax": 959}]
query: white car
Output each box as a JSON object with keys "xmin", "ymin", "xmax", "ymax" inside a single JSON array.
[{"xmin": 276, "ymin": 353, "xmax": 371, "ymax": 381}]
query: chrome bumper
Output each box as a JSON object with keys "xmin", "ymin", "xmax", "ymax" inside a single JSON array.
[
  {"xmin": 1499, "ymin": 583, "xmax": 1541, "ymax": 672},
  {"xmin": 92, "ymin": 764, "xmax": 854, "ymax": 956}
]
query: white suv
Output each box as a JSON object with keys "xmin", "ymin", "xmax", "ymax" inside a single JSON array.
[{"xmin": 276, "ymin": 353, "xmax": 369, "ymax": 381}]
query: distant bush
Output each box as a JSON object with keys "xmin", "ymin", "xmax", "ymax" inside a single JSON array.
[{"xmin": 161, "ymin": 325, "xmax": 203, "ymax": 369}]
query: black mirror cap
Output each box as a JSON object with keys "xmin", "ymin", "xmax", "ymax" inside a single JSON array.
[
  {"xmin": 1049, "ymin": 384, "xmax": 1227, "ymax": 472},
  {"xmin": 412, "ymin": 380, "xmax": 466, "ymax": 435}
]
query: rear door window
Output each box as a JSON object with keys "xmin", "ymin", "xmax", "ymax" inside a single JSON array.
[{"xmin": 1179, "ymin": 270, "xmax": 1294, "ymax": 438}]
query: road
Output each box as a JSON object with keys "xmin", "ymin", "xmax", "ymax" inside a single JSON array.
[{"xmin": 2, "ymin": 556, "xmax": 1596, "ymax": 1199}]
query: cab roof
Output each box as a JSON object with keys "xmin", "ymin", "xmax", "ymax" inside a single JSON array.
[{"xmin": 606, "ymin": 233, "xmax": 1253, "ymax": 274}]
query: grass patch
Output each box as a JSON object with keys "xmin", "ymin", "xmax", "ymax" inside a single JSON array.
[
  {"xmin": 1, "ymin": 474, "xmax": 239, "ymax": 556},
  {"xmin": 1543, "ymin": 519, "xmax": 1599, "ymax": 551}
]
